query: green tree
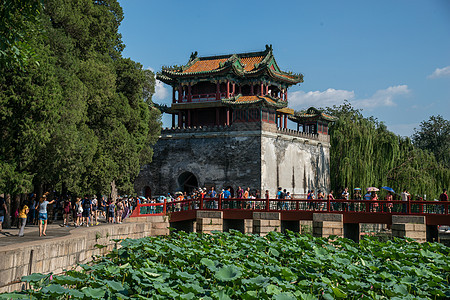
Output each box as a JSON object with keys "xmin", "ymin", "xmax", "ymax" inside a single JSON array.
[
  {"xmin": 412, "ymin": 115, "xmax": 450, "ymax": 168},
  {"xmin": 324, "ymin": 101, "xmax": 449, "ymax": 200},
  {"xmin": 0, "ymin": 0, "xmax": 43, "ymax": 68},
  {"xmin": 0, "ymin": 0, "xmax": 161, "ymax": 199}
]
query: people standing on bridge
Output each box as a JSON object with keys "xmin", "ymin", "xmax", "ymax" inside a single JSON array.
[
  {"xmin": 37, "ymin": 193, "xmax": 55, "ymax": 237},
  {"xmin": 341, "ymin": 188, "xmax": 349, "ymax": 211},
  {"xmin": 371, "ymin": 192, "xmax": 379, "ymax": 212},
  {"xmin": 440, "ymin": 189, "xmax": 448, "ymax": 214},
  {"xmin": 327, "ymin": 190, "xmax": 335, "ymax": 211},
  {"xmin": 317, "ymin": 190, "xmax": 324, "ymax": 211},
  {"xmin": 385, "ymin": 192, "xmax": 393, "ymax": 213},
  {"xmin": 18, "ymin": 201, "xmax": 29, "ymax": 237},
  {"xmin": 277, "ymin": 187, "xmax": 284, "ymax": 210},
  {"xmin": 401, "ymin": 189, "xmax": 409, "ymax": 213},
  {"xmin": 307, "ymin": 190, "xmax": 315, "ymax": 210}
]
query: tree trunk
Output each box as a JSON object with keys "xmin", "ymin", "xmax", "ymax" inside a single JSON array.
[
  {"xmin": 4, "ymin": 194, "xmax": 11, "ymax": 229},
  {"xmin": 110, "ymin": 180, "xmax": 117, "ymax": 202}
]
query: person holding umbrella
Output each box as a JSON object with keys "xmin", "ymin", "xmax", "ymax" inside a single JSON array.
[{"xmin": 381, "ymin": 187, "xmax": 395, "ymax": 213}]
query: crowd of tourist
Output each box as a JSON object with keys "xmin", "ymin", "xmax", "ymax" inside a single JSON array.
[
  {"xmin": 0, "ymin": 193, "xmax": 141, "ymax": 237},
  {"xmin": 0, "ymin": 187, "xmax": 447, "ymax": 237}
]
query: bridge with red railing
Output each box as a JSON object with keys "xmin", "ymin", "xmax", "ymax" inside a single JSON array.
[{"xmin": 130, "ymin": 197, "xmax": 450, "ymax": 226}]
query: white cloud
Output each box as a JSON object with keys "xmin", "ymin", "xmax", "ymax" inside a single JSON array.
[
  {"xmin": 146, "ymin": 66, "xmax": 170, "ymax": 101},
  {"xmin": 289, "ymin": 88, "xmax": 355, "ymax": 109},
  {"xmin": 154, "ymin": 79, "xmax": 169, "ymax": 101},
  {"xmin": 428, "ymin": 66, "xmax": 450, "ymax": 79},
  {"xmin": 289, "ymin": 85, "xmax": 410, "ymax": 110},
  {"xmin": 355, "ymin": 85, "xmax": 410, "ymax": 109}
]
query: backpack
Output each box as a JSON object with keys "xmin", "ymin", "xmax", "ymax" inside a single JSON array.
[
  {"xmin": 83, "ymin": 199, "xmax": 91, "ymax": 210},
  {"xmin": 77, "ymin": 203, "xmax": 83, "ymax": 214}
]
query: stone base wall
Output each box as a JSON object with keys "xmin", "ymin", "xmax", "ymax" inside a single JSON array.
[
  {"xmin": 391, "ymin": 215, "xmax": 426, "ymax": 243},
  {"xmin": 196, "ymin": 211, "xmax": 223, "ymax": 234},
  {"xmin": 312, "ymin": 214, "xmax": 343, "ymax": 238},
  {"xmin": 253, "ymin": 212, "xmax": 281, "ymax": 236},
  {"xmin": 0, "ymin": 216, "xmax": 169, "ymax": 293}
]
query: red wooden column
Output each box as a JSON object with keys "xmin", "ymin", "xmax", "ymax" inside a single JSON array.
[
  {"xmin": 266, "ymin": 85, "xmax": 269, "ymax": 95},
  {"xmin": 178, "ymin": 85, "xmax": 183, "ymax": 103},
  {"xmin": 285, "ymin": 91, "xmax": 288, "ymax": 101},
  {"xmin": 172, "ymin": 114, "xmax": 175, "ymax": 127},
  {"xmin": 216, "ymin": 82, "xmax": 220, "ymax": 100},
  {"xmin": 187, "ymin": 83, "xmax": 192, "ymax": 102},
  {"xmin": 250, "ymin": 84, "xmax": 254, "ymax": 95},
  {"xmin": 284, "ymin": 115, "xmax": 287, "ymax": 129},
  {"xmin": 178, "ymin": 112, "xmax": 182, "ymax": 127},
  {"xmin": 260, "ymin": 83, "xmax": 264, "ymax": 96},
  {"xmin": 232, "ymin": 83, "xmax": 235, "ymax": 96},
  {"xmin": 172, "ymin": 86, "xmax": 176, "ymax": 103},
  {"xmin": 226, "ymin": 108, "xmax": 230, "ymax": 126},
  {"xmin": 187, "ymin": 110, "xmax": 191, "ymax": 127}
]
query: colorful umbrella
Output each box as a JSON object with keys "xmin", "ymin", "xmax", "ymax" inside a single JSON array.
[
  {"xmin": 354, "ymin": 187, "xmax": 361, "ymax": 190},
  {"xmin": 366, "ymin": 187, "xmax": 379, "ymax": 192},
  {"xmin": 381, "ymin": 186, "xmax": 395, "ymax": 193}
]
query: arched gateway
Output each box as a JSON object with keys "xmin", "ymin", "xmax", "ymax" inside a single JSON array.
[{"xmin": 178, "ymin": 172, "xmax": 198, "ymax": 194}]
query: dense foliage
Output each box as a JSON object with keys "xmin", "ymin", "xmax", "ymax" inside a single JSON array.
[
  {"xmin": 325, "ymin": 102, "xmax": 450, "ymax": 200},
  {"xmin": 1, "ymin": 231, "xmax": 449, "ymax": 299},
  {"xmin": 412, "ymin": 115, "xmax": 450, "ymax": 169},
  {"xmin": 0, "ymin": 0, "xmax": 161, "ymax": 196}
]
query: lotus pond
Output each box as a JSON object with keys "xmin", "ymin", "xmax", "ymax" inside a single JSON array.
[{"xmin": 1, "ymin": 231, "xmax": 449, "ymax": 299}]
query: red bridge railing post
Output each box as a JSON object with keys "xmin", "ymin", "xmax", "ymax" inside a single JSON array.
[
  {"xmin": 327, "ymin": 198, "xmax": 331, "ymax": 212},
  {"xmin": 407, "ymin": 199, "xmax": 411, "ymax": 214},
  {"xmin": 200, "ymin": 197, "xmax": 203, "ymax": 210},
  {"xmin": 218, "ymin": 197, "xmax": 222, "ymax": 210},
  {"xmin": 296, "ymin": 200, "xmax": 299, "ymax": 211},
  {"xmin": 265, "ymin": 197, "xmax": 269, "ymax": 211},
  {"xmin": 163, "ymin": 199, "xmax": 166, "ymax": 215}
]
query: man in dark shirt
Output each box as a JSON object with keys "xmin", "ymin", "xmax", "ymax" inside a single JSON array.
[
  {"xmin": 439, "ymin": 189, "xmax": 448, "ymax": 215},
  {"xmin": 440, "ymin": 189, "xmax": 448, "ymax": 201}
]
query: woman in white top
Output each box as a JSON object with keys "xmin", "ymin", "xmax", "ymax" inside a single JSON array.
[{"xmin": 36, "ymin": 193, "xmax": 55, "ymax": 237}]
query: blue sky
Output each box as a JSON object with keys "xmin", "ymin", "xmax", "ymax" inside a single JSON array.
[{"xmin": 118, "ymin": 0, "xmax": 450, "ymax": 136}]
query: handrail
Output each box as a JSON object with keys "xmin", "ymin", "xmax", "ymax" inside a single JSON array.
[{"xmin": 130, "ymin": 197, "xmax": 449, "ymax": 217}]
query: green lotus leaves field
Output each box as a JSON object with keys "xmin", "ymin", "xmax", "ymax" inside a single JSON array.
[{"xmin": 1, "ymin": 231, "xmax": 449, "ymax": 299}]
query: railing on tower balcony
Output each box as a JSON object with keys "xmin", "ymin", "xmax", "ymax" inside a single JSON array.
[
  {"xmin": 130, "ymin": 197, "xmax": 449, "ymax": 217},
  {"xmin": 180, "ymin": 93, "xmax": 227, "ymax": 102}
]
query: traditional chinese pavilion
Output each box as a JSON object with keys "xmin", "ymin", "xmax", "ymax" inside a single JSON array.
[{"xmin": 135, "ymin": 46, "xmax": 336, "ymax": 198}]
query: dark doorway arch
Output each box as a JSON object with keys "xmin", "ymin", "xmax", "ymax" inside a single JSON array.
[
  {"xmin": 178, "ymin": 172, "xmax": 199, "ymax": 194},
  {"xmin": 144, "ymin": 186, "xmax": 152, "ymax": 199}
]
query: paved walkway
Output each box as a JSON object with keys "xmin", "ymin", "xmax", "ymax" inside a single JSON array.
[{"xmin": 0, "ymin": 218, "xmax": 114, "ymax": 248}]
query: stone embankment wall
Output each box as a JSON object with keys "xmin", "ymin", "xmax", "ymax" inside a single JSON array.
[{"xmin": 0, "ymin": 216, "xmax": 169, "ymax": 293}]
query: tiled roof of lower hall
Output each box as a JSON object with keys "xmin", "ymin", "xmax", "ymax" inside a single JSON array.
[
  {"xmin": 289, "ymin": 107, "xmax": 338, "ymax": 122},
  {"xmin": 222, "ymin": 94, "xmax": 287, "ymax": 109}
]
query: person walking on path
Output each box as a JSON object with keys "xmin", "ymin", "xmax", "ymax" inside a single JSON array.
[
  {"xmin": 62, "ymin": 198, "xmax": 71, "ymax": 227},
  {"xmin": 0, "ymin": 196, "xmax": 7, "ymax": 233},
  {"xmin": 18, "ymin": 202, "xmax": 29, "ymax": 237},
  {"xmin": 81, "ymin": 196, "xmax": 92, "ymax": 227},
  {"xmin": 36, "ymin": 193, "xmax": 55, "ymax": 237}
]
